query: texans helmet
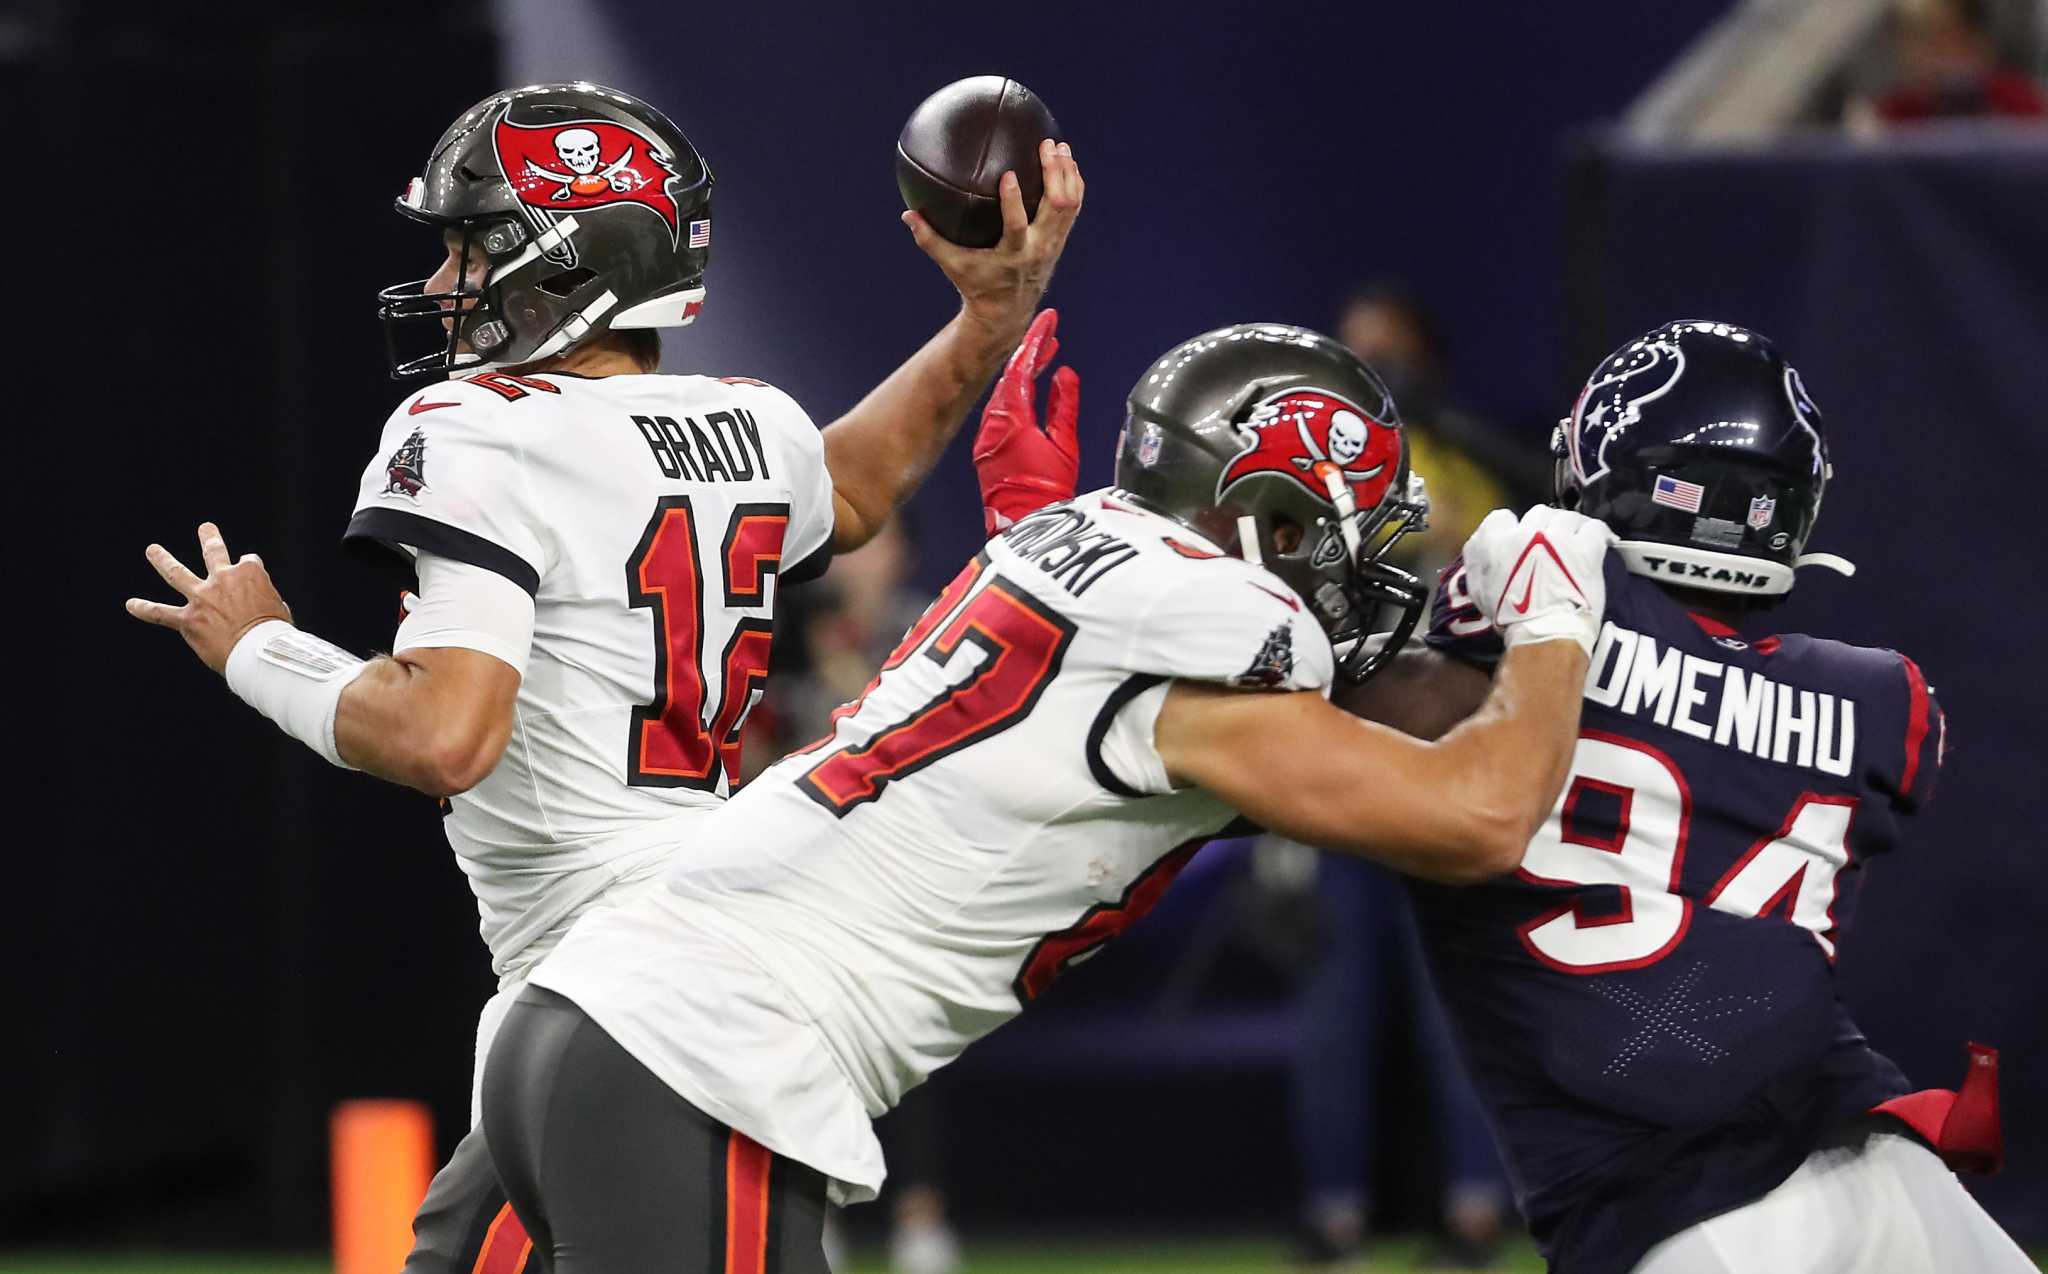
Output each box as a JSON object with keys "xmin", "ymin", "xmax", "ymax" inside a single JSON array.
[
  {"xmin": 1554, "ymin": 319, "xmax": 1853, "ymax": 598},
  {"xmin": 378, "ymin": 82, "xmax": 714, "ymax": 379},
  {"xmin": 1114, "ymin": 323, "xmax": 1431, "ymax": 682}
]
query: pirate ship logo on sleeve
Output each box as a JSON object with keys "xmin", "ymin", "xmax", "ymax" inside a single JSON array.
[{"xmin": 382, "ymin": 427, "xmax": 429, "ymax": 499}]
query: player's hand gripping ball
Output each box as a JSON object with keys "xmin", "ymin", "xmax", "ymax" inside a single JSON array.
[
  {"xmin": 895, "ymin": 79, "xmax": 1083, "ymax": 357},
  {"xmin": 1460, "ymin": 506, "xmax": 1617, "ymax": 656}
]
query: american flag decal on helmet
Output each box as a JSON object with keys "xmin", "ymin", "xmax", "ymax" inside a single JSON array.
[
  {"xmin": 688, "ymin": 219, "xmax": 711, "ymax": 249},
  {"xmin": 1651, "ymin": 474, "xmax": 1704, "ymax": 513}
]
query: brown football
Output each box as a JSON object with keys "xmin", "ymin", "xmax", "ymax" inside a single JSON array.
[{"xmin": 895, "ymin": 76, "xmax": 1061, "ymax": 249}]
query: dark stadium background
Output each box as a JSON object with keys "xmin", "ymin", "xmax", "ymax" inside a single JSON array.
[{"xmin": 14, "ymin": 0, "xmax": 2046, "ymax": 1261}]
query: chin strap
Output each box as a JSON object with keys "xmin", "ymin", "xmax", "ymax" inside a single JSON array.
[
  {"xmin": 1237, "ymin": 515, "xmax": 1263, "ymax": 566},
  {"xmin": 1796, "ymin": 552, "xmax": 1856, "ymax": 577},
  {"xmin": 1314, "ymin": 461, "xmax": 1364, "ymax": 565}
]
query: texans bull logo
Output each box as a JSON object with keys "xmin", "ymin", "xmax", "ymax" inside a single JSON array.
[
  {"xmin": 1566, "ymin": 337, "xmax": 1685, "ymax": 484},
  {"xmin": 493, "ymin": 115, "xmax": 683, "ymax": 242},
  {"xmin": 1217, "ymin": 389, "xmax": 1400, "ymax": 515}
]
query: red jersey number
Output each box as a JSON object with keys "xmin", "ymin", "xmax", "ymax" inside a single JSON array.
[{"xmin": 626, "ymin": 498, "xmax": 788, "ymax": 790}]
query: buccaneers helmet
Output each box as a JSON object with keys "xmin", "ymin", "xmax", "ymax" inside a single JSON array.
[
  {"xmin": 378, "ymin": 82, "xmax": 714, "ymax": 379},
  {"xmin": 1554, "ymin": 320, "xmax": 1852, "ymax": 597},
  {"xmin": 1113, "ymin": 323, "xmax": 1430, "ymax": 682}
]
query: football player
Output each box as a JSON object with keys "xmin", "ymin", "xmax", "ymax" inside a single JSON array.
[
  {"xmin": 973, "ymin": 319, "xmax": 2032, "ymax": 1273},
  {"xmin": 1334, "ymin": 321, "xmax": 2031, "ymax": 1273},
  {"xmin": 472, "ymin": 323, "xmax": 1619, "ymax": 1271},
  {"xmin": 124, "ymin": 81, "xmax": 1082, "ymax": 1273}
]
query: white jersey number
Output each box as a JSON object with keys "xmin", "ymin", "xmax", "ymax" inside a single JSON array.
[{"xmin": 1516, "ymin": 730, "xmax": 1854, "ymax": 973}]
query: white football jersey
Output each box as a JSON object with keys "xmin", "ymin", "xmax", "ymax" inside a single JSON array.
[
  {"xmin": 532, "ymin": 488, "xmax": 1335, "ymax": 1200},
  {"xmin": 347, "ymin": 369, "xmax": 836, "ymax": 980}
]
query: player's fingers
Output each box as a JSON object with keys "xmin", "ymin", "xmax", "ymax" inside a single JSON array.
[
  {"xmin": 239, "ymin": 552, "xmax": 265, "ymax": 568},
  {"xmin": 125, "ymin": 597, "xmax": 185, "ymax": 628},
  {"xmin": 145, "ymin": 543, "xmax": 202, "ymax": 597},
  {"xmin": 1047, "ymin": 365, "xmax": 1082, "ymax": 450},
  {"xmin": 1041, "ymin": 143, "xmax": 1082, "ymax": 223},
  {"xmin": 1009, "ymin": 307, "xmax": 1058, "ymax": 378},
  {"xmin": 900, "ymin": 209, "xmax": 945, "ymax": 262},
  {"xmin": 996, "ymin": 169, "xmax": 1029, "ymax": 251},
  {"xmin": 197, "ymin": 522, "xmax": 230, "ymax": 573},
  {"xmin": 1048, "ymin": 141, "xmax": 1079, "ymax": 209}
]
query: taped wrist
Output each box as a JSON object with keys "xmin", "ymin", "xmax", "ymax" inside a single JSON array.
[
  {"xmin": 1498, "ymin": 608, "xmax": 1600, "ymax": 658},
  {"xmin": 224, "ymin": 619, "xmax": 370, "ymax": 768}
]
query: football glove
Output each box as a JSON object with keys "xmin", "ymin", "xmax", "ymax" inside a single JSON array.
[
  {"xmin": 974, "ymin": 308, "xmax": 1080, "ymax": 535},
  {"xmin": 1460, "ymin": 505, "xmax": 1616, "ymax": 656}
]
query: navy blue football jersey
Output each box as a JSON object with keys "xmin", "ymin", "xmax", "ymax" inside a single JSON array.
[{"xmin": 1417, "ymin": 557, "xmax": 1946, "ymax": 1274}]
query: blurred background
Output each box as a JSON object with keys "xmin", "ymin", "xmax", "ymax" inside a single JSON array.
[{"xmin": 12, "ymin": 0, "xmax": 2047, "ymax": 1269}]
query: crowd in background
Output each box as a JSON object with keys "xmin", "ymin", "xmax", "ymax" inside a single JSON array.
[{"xmin": 1844, "ymin": 0, "xmax": 2045, "ymax": 129}]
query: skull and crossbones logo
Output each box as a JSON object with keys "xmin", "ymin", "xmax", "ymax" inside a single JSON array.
[
  {"xmin": 1325, "ymin": 409, "xmax": 1370, "ymax": 465},
  {"xmin": 523, "ymin": 127, "xmax": 646, "ymax": 201}
]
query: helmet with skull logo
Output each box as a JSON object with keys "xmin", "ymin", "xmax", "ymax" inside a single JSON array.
[
  {"xmin": 1113, "ymin": 323, "xmax": 1431, "ymax": 683},
  {"xmin": 377, "ymin": 82, "xmax": 714, "ymax": 379}
]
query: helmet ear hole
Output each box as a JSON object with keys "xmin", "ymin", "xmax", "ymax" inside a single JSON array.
[
  {"xmin": 538, "ymin": 266, "xmax": 599, "ymax": 298},
  {"xmin": 1553, "ymin": 457, "xmax": 1580, "ymax": 510},
  {"xmin": 1270, "ymin": 514, "xmax": 1304, "ymax": 556}
]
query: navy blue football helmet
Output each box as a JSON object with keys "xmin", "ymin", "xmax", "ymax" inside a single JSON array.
[{"xmin": 1553, "ymin": 320, "xmax": 1853, "ymax": 597}]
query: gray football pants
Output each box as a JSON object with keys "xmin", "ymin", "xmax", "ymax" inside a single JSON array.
[{"xmin": 478, "ymin": 985, "xmax": 831, "ymax": 1274}]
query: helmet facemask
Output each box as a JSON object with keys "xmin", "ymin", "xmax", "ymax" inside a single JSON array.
[
  {"xmin": 1273, "ymin": 467, "xmax": 1431, "ymax": 683},
  {"xmin": 378, "ymin": 210, "xmax": 533, "ymax": 379}
]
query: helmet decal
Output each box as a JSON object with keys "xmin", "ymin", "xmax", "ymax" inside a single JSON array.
[
  {"xmin": 1782, "ymin": 366, "xmax": 1826, "ymax": 479},
  {"xmin": 1217, "ymin": 389, "xmax": 1399, "ymax": 513},
  {"xmin": 492, "ymin": 113, "xmax": 683, "ymax": 243},
  {"xmin": 1568, "ymin": 337, "xmax": 1686, "ymax": 484}
]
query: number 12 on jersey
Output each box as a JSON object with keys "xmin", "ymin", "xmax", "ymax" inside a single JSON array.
[{"xmin": 626, "ymin": 496, "xmax": 788, "ymax": 790}]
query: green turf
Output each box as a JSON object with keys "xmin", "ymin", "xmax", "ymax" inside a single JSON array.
[
  {"xmin": 1, "ymin": 1241, "xmax": 2038, "ymax": 1273},
  {"xmin": 0, "ymin": 1239, "xmax": 1542, "ymax": 1274}
]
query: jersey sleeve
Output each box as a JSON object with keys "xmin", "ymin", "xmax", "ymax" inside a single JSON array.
[
  {"xmin": 1126, "ymin": 563, "xmax": 1336, "ymax": 693},
  {"xmin": 1876, "ymin": 652, "xmax": 1946, "ymax": 815},
  {"xmin": 343, "ymin": 390, "xmax": 550, "ymax": 596},
  {"xmin": 391, "ymin": 552, "xmax": 537, "ymax": 675},
  {"xmin": 1422, "ymin": 555, "xmax": 1506, "ymax": 671},
  {"xmin": 1086, "ymin": 564, "xmax": 1332, "ymax": 799},
  {"xmin": 732, "ymin": 381, "xmax": 836, "ymax": 584}
]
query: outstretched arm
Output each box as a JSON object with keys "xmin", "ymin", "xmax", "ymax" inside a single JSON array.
[
  {"xmin": 1156, "ymin": 641, "xmax": 1584, "ymax": 884},
  {"xmin": 1155, "ymin": 506, "xmax": 1613, "ymax": 884},
  {"xmin": 823, "ymin": 138, "xmax": 1084, "ymax": 551},
  {"xmin": 128, "ymin": 524, "xmax": 519, "ymax": 797}
]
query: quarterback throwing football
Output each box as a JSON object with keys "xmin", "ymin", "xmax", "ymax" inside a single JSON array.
[{"xmin": 126, "ymin": 81, "xmax": 1083, "ymax": 1272}]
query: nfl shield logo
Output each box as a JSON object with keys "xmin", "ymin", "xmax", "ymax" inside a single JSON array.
[
  {"xmin": 1138, "ymin": 421, "xmax": 1163, "ymax": 468},
  {"xmin": 1747, "ymin": 495, "xmax": 1776, "ymax": 531}
]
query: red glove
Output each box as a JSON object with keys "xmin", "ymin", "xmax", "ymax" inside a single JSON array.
[{"xmin": 974, "ymin": 308, "xmax": 1080, "ymax": 535}]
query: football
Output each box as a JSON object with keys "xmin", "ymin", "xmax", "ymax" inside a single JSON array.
[{"xmin": 895, "ymin": 75, "xmax": 1061, "ymax": 248}]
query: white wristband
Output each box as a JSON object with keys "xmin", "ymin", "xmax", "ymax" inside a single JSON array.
[
  {"xmin": 1499, "ymin": 609, "xmax": 1601, "ymax": 658},
  {"xmin": 224, "ymin": 619, "xmax": 370, "ymax": 768}
]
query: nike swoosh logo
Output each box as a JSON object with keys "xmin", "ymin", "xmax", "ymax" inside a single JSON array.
[
  {"xmin": 1249, "ymin": 583, "xmax": 1301, "ymax": 612},
  {"xmin": 408, "ymin": 399, "xmax": 459, "ymax": 415},
  {"xmin": 1511, "ymin": 570, "xmax": 1537, "ymax": 614},
  {"xmin": 1494, "ymin": 531, "xmax": 1588, "ymax": 623}
]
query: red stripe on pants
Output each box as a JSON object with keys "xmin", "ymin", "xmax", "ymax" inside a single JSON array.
[
  {"xmin": 724, "ymin": 1131, "xmax": 773, "ymax": 1274},
  {"xmin": 472, "ymin": 1203, "xmax": 533, "ymax": 1274}
]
